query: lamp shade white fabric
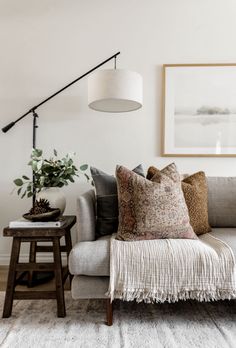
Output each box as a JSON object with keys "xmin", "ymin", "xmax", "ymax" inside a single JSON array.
[{"xmin": 88, "ymin": 69, "xmax": 143, "ymax": 112}]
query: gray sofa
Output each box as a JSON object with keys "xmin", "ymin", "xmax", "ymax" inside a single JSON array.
[{"xmin": 68, "ymin": 177, "xmax": 236, "ymax": 325}]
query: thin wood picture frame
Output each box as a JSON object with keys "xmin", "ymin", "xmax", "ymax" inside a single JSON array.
[{"xmin": 162, "ymin": 63, "xmax": 236, "ymax": 157}]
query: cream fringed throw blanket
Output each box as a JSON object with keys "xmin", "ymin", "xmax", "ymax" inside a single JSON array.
[{"xmin": 107, "ymin": 234, "xmax": 236, "ymax": 303}]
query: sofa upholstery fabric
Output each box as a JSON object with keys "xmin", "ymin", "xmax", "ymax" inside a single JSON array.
[
  {"xmin": 209, "ymin": 228, "xmax": 236, "ymax": 255},
  {"xmin": 207, "ymin": 177, "xmax": 236, "ymax": 227},
  {"xmin": 71, "ymin": 276, "xmax": 109, "ymax": 299},
  {"xmin": 69, "ymin": 235, "xmax": 110, "ymax": 276},
  {"xmin": 76, "ymin": 189, "xmax": 96, "ymax": 242}
]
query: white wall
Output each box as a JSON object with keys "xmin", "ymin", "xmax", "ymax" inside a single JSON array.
[{"xmin": 0, "ymin": 0, "xmax": 236, "ymax": 263}]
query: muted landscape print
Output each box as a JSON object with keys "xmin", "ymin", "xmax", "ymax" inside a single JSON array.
[{"xmin": 175, "ymin": 106, "xmax": 236, "ymax": 148}]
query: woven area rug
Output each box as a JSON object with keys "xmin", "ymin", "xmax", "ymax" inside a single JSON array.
[{"xmin": 0, "ymin": 292, "xmax": 235, "ymax": 348}]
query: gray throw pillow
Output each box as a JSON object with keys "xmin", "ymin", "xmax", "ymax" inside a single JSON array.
[{"xmin": 90, "ymin": 165, "xmax": 145, "ymax": 237}]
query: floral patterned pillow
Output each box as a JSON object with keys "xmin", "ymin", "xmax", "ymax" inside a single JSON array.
[
  {"xmin": 148, "ymin": 167, "xmax": 211, "ymax": 235},
  {"xmin": 116, "ymin": 163, "xmax": 197, "ymax": 241}
]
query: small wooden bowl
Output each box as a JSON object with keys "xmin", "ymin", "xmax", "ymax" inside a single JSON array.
[{"xmin": 23, "ymin": 209, "xmax": 61, "ymax": 222}]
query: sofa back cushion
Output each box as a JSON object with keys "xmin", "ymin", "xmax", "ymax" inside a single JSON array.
[
  {"xmin": 90, "ymin": 165, "xmax": 145, "ymax": 237},
  {"xmin": 116, "ymin": 163, "xmax": 197, "ymax": 241},
  {"xmin": 147, "ymin": 167, "xmax": 211, "ymax": 235},
  {"xmin": 207, "ymin": 177, "xmax": 236, "ymax": 227},
  {"xmin": 182, "ymin": 172, "xmax": 211, "ymax": 235}
]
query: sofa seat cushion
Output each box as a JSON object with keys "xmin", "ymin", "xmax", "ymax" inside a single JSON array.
[
  {"xmin": 69, "ymin": 235, "xmax": 111, "ymax": 276},
  {"xmin": 208, "ymin": 228, "xmax": 236, "ymax": 258},
  {"xmin": 69, "ymin": 229, "xmax": 236, "ymax": 277}
]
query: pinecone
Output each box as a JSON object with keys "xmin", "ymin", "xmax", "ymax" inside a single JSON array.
[{"xmin": 30, "ymin": 199, "xmax": 51, "ymax": 215}]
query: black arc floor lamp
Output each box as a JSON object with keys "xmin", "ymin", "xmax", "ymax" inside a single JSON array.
[
  {"xmin": 2, "ymin": 51, "xmax": 143, "ymax": 146},
  {"xmin": 2, "ymin": 51, "xmax": 142, "ymax": 201},
  {"xmin": 1, "ymin": 51, "xmax": 143, "ymax": 286}
]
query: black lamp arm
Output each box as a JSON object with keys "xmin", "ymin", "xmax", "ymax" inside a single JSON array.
[
  {"xmin": 2, "ymin": 51, "xmax": 120, "ymax": 133},
  {"xmin": 2, "ymin": 121, "xmax": 16, "ymax": 133},
  {"xmin": 2, "ymin": 107, "xmax": 36, "ymax": 133}
]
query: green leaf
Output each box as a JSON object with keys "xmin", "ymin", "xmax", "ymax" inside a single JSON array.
[
  {"xmin": 39, "ymin": 177, "xmax": 45, "ymax": 186},
  {"xmin": 32, "ymin": 148, "xmax": 42, "ymax": 157},
  {"xmin": 80, "ymin": 164, "xmax": 88, "ymax": 171},
  {"xmin": 21, "ymin": 192, "xmax": 26, "ymax": 199},
  {"xmin": 17, "ymin": 187, "xmax": 22, "ymax": 195},
  {"xmin": 27, "ymin": 192, "xmax": 33, "ymax": 198},
  {"xmin": 37, "ymin": 160, "xmax": 43, "ymax": 170},
  {"xmin": 14, "ymin": 178, "xmax": 23, "ymax": 186},
  {"xmin": 53, "ymin": 149, "xmax": 57, "ymax": 156},
  {"xmin": 22, "ymin": 175, "xmax": 30, "ymax": 180},
  {"xmin": 32, "ymin": 161, "xmax": 38, "ymax": 172}
]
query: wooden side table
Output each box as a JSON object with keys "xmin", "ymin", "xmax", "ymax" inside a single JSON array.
[{"xmin": 2, "ymin": 215, "xmax": 76, "ymax": 318}]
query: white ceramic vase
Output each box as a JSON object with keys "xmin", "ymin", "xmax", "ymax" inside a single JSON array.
[{"xmin": 37, "ymin": 187, "xmax": 66, "ymax": 214}]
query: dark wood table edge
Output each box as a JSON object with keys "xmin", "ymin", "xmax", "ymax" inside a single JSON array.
[{"xmin": 3, "ymin": 215, "xmax": 76, "ymax": 237}]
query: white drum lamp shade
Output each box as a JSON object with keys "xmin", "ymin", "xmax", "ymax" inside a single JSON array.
[{"xmin": 88, "ymin": 69, "xmax": 143, "ymax": 112}]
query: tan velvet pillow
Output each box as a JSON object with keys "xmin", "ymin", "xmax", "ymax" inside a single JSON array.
[
  {"xmin": 147, "ymin": 167, "xmax": 211, "ymax": 235},
  {"xmin": 116, "ymin": 163, "xmax": 197, "ymax": 241}
]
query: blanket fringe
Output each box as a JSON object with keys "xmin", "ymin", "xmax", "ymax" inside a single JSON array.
[{"xmin": 107, "ymin": 289, "xmax": 236, "ymax": 303}]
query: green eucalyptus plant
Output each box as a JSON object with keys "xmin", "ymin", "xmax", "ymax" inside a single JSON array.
[{"xmin": 14, "ymin": 148, "xmax": 89, "ymax": 199}]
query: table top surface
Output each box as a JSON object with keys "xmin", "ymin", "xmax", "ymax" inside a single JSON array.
[{"xmin": 3, "ymin": 215, "xmax": 76, "ymax": 237}]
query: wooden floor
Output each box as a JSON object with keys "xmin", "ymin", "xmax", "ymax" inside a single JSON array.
[
  {"xmin": 0, "ymin": 266, "xmax": 70, "ymax": 292},
  {"xmin": 0, "ymin": 267, "xmax": 8, "ymax": 291}
]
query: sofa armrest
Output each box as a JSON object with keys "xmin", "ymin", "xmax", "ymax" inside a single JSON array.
[{"xmin": 76, "ymin": 189, "xmax": 96, "ymax": 242}]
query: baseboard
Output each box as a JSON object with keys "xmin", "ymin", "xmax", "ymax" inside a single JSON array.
[{"xmin": 0, "ymin": 253, "xmax": 67, "ymax": 266}]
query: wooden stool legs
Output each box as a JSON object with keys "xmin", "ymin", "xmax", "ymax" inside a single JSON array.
[
  {"xmin": 28, "ymin": 241, "xmax": 36, "ymax": 287},
  {"xmin": 52, "ymin": 237, "xmax": 66, "ymax": 317},
  {"xmin": 3, "ymin": 238, "xmax": 21, "ymax": 318},
  {"xmin": 64, "ymin": 231, "xmax": 73, "ymax": 287},
  {"xmin": 106, "ymin": 299, "xmax": 113, "ymax": 326}
]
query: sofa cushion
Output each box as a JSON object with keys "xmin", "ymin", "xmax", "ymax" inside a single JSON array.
[
  {"xmin": 69, "ymin": 235, "xmax": 111, "ymax": 276},
  {"xmin": 207, "ymin": 177, "xmax": 236, "ymax": 227},
  {"xmin": 69, "ymin": 229, "xmax": 236, "ymax": 277},
  {"xmin": 116, "ymin": 163, "xmax": 196, "ymax": 241},
  {"xmin": 147, "ymin": 167, "xmax": 211, "ymax": 235},
  {"xmin": 208, "ymin": 228, "xmax": 236, "ymax": 258},
  {"xmin": 182, "ymin": 172, "xmax": 211, "ymax": 235},
  {"xmin": 91, "ymin": 165, "xmax": 145, "ymax": 237}
]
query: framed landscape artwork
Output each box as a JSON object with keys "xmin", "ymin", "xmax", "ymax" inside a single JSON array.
[{"xmin": 162, "ymin": 64, "xmax": 236, "ymax": 156}]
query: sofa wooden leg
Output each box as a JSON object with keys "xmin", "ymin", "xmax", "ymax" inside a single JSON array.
[{"xmin": 106, "ymin": 299, "xmax": 113, "ymax": 326}]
